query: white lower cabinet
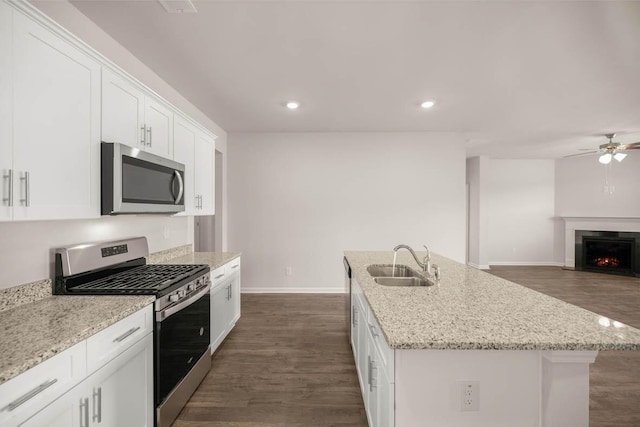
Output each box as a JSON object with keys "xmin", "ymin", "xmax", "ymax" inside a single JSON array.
[
  {"xmin": 0, "ymin": 305, "xmax": 154, "ymax": 427},
  {"xmin": 352, "ymin": 279, "xmax": 394, "ymax": 427},
  {"xmin": 210, "ymin": 258, "xmax": 241, "ymax": 354}
]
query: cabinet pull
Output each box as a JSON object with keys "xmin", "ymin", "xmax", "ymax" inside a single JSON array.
[
  {"xmin": 367, "ymin": 356, "xmax": 372, "ymax": 387},
  {"xmin": 370, "ymin": 359, "xmax": 377, "ymax": 391},
  {"xmin": 2, "ymin": 169, "xmax": 12, "ymax": 207},
  {"xmin": 92, "ymin": 387, "xmax": 102, "ymax": 422},
  {"xmin": 352, "ymin": 305, "xmax": 357, "ymax": 327},
  {"xmin": 231, "ymin": 264, "xmax": 239, "ymax": 269},
  {"xmin": 141, "ymin": 124, "xmax": 147, "ymax": 146},
  {"xmin": 214, "ymin": 273, "xmax": 225, "ymax": 279},
  {"xmin": 80, "ymin": 397, "xmax": 89, "ymax": 427},
  {"xmin": 113, "ymin": 326, "xmax": 141, "ymax": 343},
  {"xmin": 20, "ymin": 171, "xmax": 29, "ymax": 207},
  {"xmin": 147, "ymin": 126, "xmax": 152, "ymax": 147},
  {"xmin": 1, "ymin": 378, "xmax": 58, "ymax": 412}
]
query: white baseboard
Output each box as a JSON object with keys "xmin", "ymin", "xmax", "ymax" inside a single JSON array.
[
  {"xmin": 488, "ymin": 261, "xmax": 565, "ymax": 267},
  {"xmin": 241, "ymin": 287, "xmax": 346, "ymax": 294},
  {"xmin": 467, "ymin": 262, "xmax": 491, "ymax": 270}
]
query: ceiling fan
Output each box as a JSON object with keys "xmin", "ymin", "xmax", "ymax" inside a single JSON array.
[{"xmin": 565, "ymin": 133, "xmax": 640, "ymax": 164}]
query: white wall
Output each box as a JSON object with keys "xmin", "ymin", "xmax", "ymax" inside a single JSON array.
[
  {"xmin": 487, "ymin": 159, "xmax": 556, "ymax": 265},
  {"xmin": 0, "ymin": 1, "xmax": 227, "ymax": 290},
  {"xmin": 555, "ymin": 154, "xmax": 640, "ymax": 218},
  {"xmin": 0, "ymin": 215, "xmax": 189, "ymax": 289},
  {"xmin": 228, "ymin": 132, "xmax": 466, "ymax": 292},
  {"xmin": 466, "ymin": 156, "xmax": 490, "ymax": 269}
]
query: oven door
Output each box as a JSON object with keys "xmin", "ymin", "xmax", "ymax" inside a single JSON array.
[
  {"xmin": 102, "ymin": 142, "xmax": 185, "ymax": 215},
  {"xmin": 155, "ymin": 286, "xmax": 210, "ymax": 406}
]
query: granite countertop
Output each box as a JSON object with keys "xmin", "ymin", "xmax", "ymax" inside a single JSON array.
[
  {"xmin": 0, "ymin": 295, "xmax": 154, "ymax": 385},
  {"xmin": 0, "ymin": 249, "xmax": 240, "ymax": 385},
  {"xmin": 345, "ymin": 251, "xmax": 640, "ymax": 351},
  {"xmin": 160, "ymin": 251, "xmax": 241, "ymax": 270}
]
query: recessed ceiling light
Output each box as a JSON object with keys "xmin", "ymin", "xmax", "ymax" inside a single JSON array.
[
  {"xmin": 158, "ymin": 0, "xmax": 197, "ymax": 13},
  {"xmin": 286, "ymin": 101, "xmax": 300, "ymax": 110},
  {"xmin": 421, "ymin": 100, "xmax": 436, "ymax": 109}
]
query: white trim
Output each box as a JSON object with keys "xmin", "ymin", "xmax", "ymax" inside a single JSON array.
[
  {"xmin": 542, "ymin": 350, "xmax": 598, "ymax": 364},
  {"xmin": 241, "ymin": 287, "xmax": 345, "ymax": 294},
  {"xmin": 488, "ymin": 261, "xmax": 565, "ymax": 267},
  {"xmin": 467, "ymin": 262, "xmax": 490, "ymax": 270}
]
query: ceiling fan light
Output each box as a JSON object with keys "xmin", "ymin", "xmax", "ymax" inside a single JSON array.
[
  {"xmin": 599, "ymin": 153, "xmax": 612, "ymax": 164},
  {"xmin": 614, "ymin": 152, "xmax": 627, "ymax": 162}
]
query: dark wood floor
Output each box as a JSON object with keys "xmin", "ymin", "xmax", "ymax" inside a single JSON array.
[
  {"xmin": 174, "ymin": 294, "xmax": 368, "ymax": 426},
  {"xmin": 175, "ymin": 267, "xmax": 640, "ymax": 427}
]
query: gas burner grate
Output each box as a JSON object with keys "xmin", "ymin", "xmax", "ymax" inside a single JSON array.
[{"xmin": 70, "ymin": 264, "xmax": 207, "ymax": 294}]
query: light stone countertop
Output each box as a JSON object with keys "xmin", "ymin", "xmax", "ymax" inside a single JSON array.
[
  {"xmin": 0, "ymin": 248, "xmax": 239, "ymax": 386},
  {"xmin": 345, "ymin": 251, "xmax": 640, "ymax": 351},
  {"xmin": 160, "ymin": 252, "xmax": 241, "ymax": 270},
  {"xmin": 0, "ymin": 295, "xmax": 154, "ymax": 385}
]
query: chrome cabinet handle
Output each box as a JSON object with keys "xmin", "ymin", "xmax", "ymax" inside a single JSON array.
[
  {"xmin": 113, "ymin": 326, "xmax": 141, "ymax": 343},
  {"xmin": 20, "ymin": 171, "xmax": 29, "ymax": 207},
  {"xmin": 173, "ymin": 171, "xmax": 184, "ymax": 205},
  {"xmin": 92, "ymin": 387, "xmax": 102, "ymax": 422},
  {"xmin": 214, "ymin": 273, "xmax": 225, "ymax": 279},
  {"xmin": 140, "ymin": 124, "xmax": 147, "ymax": 146},
  {"xmin": 147, "ymin": 126, "xmax": 152, "ymax": 147},
  {"xmin": 231, "ymin": 264, "xmax": 239, "ymax": 269},
  {"xmin": 1, "ymin": 378, "xmax": 58, "ymax": 412},
  {"xmin": 80, "ymin": 397, "xmax": 89, "ymax": 427},
  {"xmin": 2, "ymin": 169, "xmax": 12, "ymax": 207},
  {"xmin": 367, "ymin": 356, "xmax": 372, "ymax": 387},
  {"xmin": 370, "ymin": 359, "xmax": 377, "ymax": 391},
  {"xmin": 352, "ymin": 305, "xmax": 357, "ymax": 327}
]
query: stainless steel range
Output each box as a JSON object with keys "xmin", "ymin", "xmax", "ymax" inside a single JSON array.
[{"xmin": 53, "ymin": 237, "xmax": 211, "ymax": 427}]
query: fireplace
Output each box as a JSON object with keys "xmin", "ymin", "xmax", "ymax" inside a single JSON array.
[{"xmin": 575, "ymin": 230, "xmax": 640, "ymax": 277}]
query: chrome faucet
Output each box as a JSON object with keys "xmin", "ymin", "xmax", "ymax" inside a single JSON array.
[{"xmin": 393, "ymin": 244, "xmax": 440, "ymax": 281}]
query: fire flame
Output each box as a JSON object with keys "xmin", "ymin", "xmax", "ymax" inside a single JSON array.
[{"xmin": 593, "ymin": 257, "xmax": 620, "ymax": 268}]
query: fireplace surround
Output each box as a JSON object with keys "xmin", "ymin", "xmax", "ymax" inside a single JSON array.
[{"xmin": 575, "ymin": 230, "xmax": 640, "ymax": 277}]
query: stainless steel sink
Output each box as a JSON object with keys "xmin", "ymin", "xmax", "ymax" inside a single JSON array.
[
  {"xmin": 374, "ymin": 277, "xmax": 435, "ymax": 287},
  {"xmin": 366, "ymin": 264, "xmax": 422, "ymax": 278}
]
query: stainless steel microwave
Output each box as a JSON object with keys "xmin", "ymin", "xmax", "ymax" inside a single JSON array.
[{"xmin": 101, "ymin": 142, "xmax": 185, "ymax": 215}]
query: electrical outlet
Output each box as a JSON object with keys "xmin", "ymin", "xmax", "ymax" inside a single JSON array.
[
  {"xmin": 459, "ymin": 381, "xmax": 479, "ymax": 411},
  {"xmin": 285, "ymin": 267, "xmax": 293, "ymax": 276}
]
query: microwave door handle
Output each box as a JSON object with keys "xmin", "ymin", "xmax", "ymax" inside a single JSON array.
[{"xmin": 174, "ymin": 171, "xmax": 184, "ymax": 204}]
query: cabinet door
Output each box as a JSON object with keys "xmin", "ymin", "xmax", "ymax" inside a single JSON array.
[
  {"xmin": 376, "ymin": 362, "xmax": 394, "ymax": 427},
  {"xmin": 144, "ymin": 97, "xmax": 173, "ymax": 158},
  {"xmin": 102, "ymin": 68, "xmax": 145, "ymax": 149},
  {"xmin": 0, "ymin": 1, "xmax": 11, "ymax": 221},
  {"xmin": 173, "ymin": 116, "xmax": 196, "ymax": 215},
  {"xmin": 12, "ymin": 12, "xmax": 101, "ymax": 220},
  {"xmin": 230, "ymin": 273, "xmax": 241, "ymax": 325},
  {"xmin": 87, "ymin": 333, "xmax": 153, "ymax": 427},
  {"xmin": 350, "ymin": 298, "xmax": 359, "ymax": 361},
  {"xmin": 210, "ymin": 280, "xmax": 230, "ymax": 353},
  {"xmin": 21, "ymin": 382, "xmax": 86, "ymax": 427},
  {"xmin": 194, "ymin": 132, "xmax": 215, "ymax": 215}
]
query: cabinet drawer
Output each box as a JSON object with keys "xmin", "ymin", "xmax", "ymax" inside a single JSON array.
[
  {"xmin": 86, "ymin": 304, "xmax": 152, "ymax": 375},
  {"xmin": 211, "ymin": 266, "xmax": 226, "ymax": 287},
  {"xmin": 225, "ymin": 257, "xmax": 241, "ymax": 275},
  {"xmin": 368, "ymin": 312, "xmax": 395, "ymax": 381},
  {"xmin": 0, "ymin": 341, "xmax": 86, "ymax": 427}
]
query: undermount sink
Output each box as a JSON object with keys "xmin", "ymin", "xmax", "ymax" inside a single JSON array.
[
  {"xmin": 367, "ymin": 264, "xmax": 436, "ymax": 287},
  {"xmin": 374, "ymin": 277, "xmax": 435, "ymax": 287},
  {"xmin": 366, "ymin": 264, "xmax": 422, "ymax": 278}
]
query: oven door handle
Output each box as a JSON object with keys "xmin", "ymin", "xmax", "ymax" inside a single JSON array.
[{"xmin": 156, "ymin": 284, "xmax": 210, "ymax": 322}]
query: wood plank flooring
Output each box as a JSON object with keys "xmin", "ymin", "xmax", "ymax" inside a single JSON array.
[
  {"xmin": 174, "ymin": 294, "xmax": 368, "ymax": 427},
  {"xmin": 175, "ymin": 267, "xmax": 640, "ymax": 426}
]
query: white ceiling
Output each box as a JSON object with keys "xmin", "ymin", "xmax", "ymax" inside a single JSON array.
[{"xmin": 66, "ymin": 0, "xmax": 640, "ymax": 158}]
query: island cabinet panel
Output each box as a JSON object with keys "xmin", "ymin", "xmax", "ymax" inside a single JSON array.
[{"xmin": 210, "ymin": 258, "xmax": 241, "ymax": 354}]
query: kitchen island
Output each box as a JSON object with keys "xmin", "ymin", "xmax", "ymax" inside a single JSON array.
[{"xmin": 345, "ymin": 251, "xmax": 640, "ymax": 427}]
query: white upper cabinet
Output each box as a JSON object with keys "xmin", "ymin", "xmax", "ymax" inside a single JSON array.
[
  {"xmin": 11, "ymin": 8, "xmax": 101, "ymax": 221},
  {"xmin": 0, "ymin": 1, "xmax": 12, "ymax": 221},
  {"xmin": 102, "ymin": 68, "xmax": 173, "ymax": 159},
  {"xmin": 195, "ymin": 133, "xmax": 215, "ymax": 215},
  {"xmin": 173, "ymin": 115, "xmax": 215, "ymax": 216}
]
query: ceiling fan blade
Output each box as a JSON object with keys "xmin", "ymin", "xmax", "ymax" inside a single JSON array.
[
  {"xmin": 620, "ymin": 142, "xmax": 640, "ymax": 150},
  {"xmin": 563, "ymin": 151, "xmax": 598, "ymax": 158}
]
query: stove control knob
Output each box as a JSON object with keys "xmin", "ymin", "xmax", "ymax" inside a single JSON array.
[
  {"xmin": 187, "ymin": 283, "xmax": 195, "ymax": 292},
  {"xmin": 178, "ymin": 290, "xmax": 186, "ymax": 298},
  {"xmin": 169, "ymin": 294, "xmax": 179, "ymax": 303}
]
